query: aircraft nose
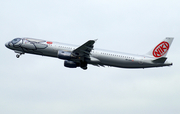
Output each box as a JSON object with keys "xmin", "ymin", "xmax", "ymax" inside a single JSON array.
[{"xmin": 5, "ymin": 42, "xmax": 9, "ymax": 48}]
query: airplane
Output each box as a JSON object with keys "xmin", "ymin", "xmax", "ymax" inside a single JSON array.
[{"xmin": 5, "ymin": 37, "xmax": 174, "ymax": 70}]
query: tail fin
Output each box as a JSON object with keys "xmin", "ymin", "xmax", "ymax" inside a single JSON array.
[{"xmin": 146, "ymin": 37, "xmax": 174, "ymax": 58}]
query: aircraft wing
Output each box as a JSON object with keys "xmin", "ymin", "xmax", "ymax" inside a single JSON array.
[{"xmin": 72, "ymin": 40, "xmax": 97, "ymax": 58}]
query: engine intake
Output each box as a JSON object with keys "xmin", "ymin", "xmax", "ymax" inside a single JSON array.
[{"xmin": 64, "ymin": 60, "xmax": 77, "ymax": 68}]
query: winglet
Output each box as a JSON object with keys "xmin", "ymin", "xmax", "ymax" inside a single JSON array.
[{"xmin": 94, "ymin": 39, "xmax": 98, "ymax": 42}]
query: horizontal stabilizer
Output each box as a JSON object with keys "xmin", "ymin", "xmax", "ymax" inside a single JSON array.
[{"xmin": 152, "ymin": 57, "xmax": 167, "ymax": 63}]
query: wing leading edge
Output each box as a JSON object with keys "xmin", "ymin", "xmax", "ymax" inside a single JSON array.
[{"xmin": 72, "ymin": 39, "xmax": 97, "ymax": 58}]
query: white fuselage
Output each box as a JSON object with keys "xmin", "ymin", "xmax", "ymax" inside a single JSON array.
[{"xmin": 5, "ymin": 38, "xmax": 173, "ymax": 69}]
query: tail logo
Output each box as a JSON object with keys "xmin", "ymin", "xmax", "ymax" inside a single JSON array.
[{"xmin": 153, "ymin": 41, "xmax": 169, "ymax": 57}]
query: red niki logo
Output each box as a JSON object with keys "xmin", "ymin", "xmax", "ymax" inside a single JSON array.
[
  {"xmin": 47, "ymin": 41, "xmax": 53, "ymax": 44},
  {"xmin": 153, "ymin": 41, "xmax": 169, "ymax": 57}
]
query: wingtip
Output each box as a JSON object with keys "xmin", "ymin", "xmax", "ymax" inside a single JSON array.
[{"xmin": 94, "ymin": 39, "xmax": 98, "ymax": 42}]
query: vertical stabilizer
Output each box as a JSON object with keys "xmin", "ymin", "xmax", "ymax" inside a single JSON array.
[{"xmin": 146, "ymin": 37, "xmax": 174, "ymax": 58}]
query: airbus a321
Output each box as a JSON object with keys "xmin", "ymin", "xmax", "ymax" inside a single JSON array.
[{"xmin": 5, "ymin": 37, "xmax": 174, "ymax": 70}]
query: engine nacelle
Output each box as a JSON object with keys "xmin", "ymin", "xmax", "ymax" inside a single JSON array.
[
  {"xmin": 64, "ymin": 60, "xmax": 77, "ymax": 68},
  {"xmin": 57, "ymin": 50, "xmax": 72, "ymax": 60}
]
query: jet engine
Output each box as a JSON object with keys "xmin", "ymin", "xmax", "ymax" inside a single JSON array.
[
  {"xmin": 57, "ymin": 50, "xmax": 72, "ymax": 60},
  {"xmin": 64, "ymin": 60, "xmax": 77, "ymax": 68}
]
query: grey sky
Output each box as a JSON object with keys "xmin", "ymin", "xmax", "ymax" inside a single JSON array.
[{"xmin": 1, "ymin": 0, "xmax": 180, "ymax": 114}]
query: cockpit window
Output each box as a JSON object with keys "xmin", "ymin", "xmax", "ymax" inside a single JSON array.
[{"xmin": 12, "ymin": 38, "xmax": 21, "ymax": 44}]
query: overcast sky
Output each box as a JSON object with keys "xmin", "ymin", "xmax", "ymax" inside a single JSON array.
[{"xmin": 1, "ymin": 0, "xmax": 180, "ymax": 114}]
